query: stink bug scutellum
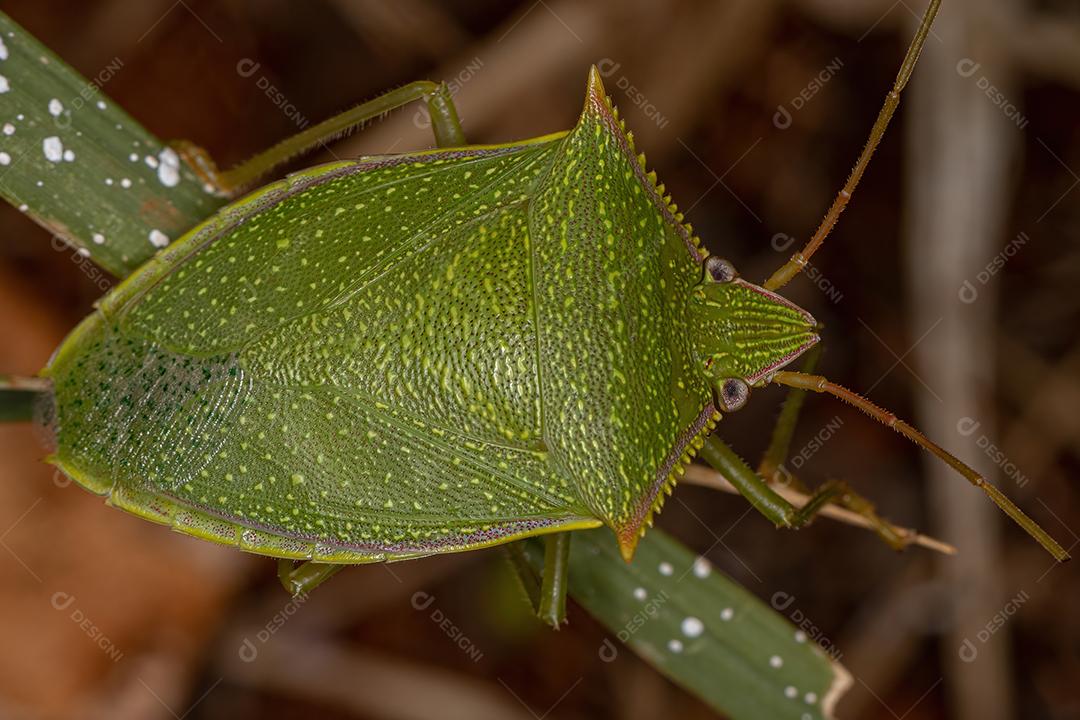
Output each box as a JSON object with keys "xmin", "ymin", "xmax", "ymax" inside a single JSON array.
[{"xmin": 38, "ymin": 0, "xmax": 1068, "ymax": 613}]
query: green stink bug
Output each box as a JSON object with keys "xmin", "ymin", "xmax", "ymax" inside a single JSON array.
[{"xmin": 38, "ymin": 0, "xmax": 1067, "ymax": 610}]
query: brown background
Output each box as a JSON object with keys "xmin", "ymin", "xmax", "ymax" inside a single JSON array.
[{"xmin": 0, "ymin": 1, "xmax": 1077, "ymax": 718}]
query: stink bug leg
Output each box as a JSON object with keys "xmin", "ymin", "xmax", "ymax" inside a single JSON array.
[
  {"xmin": 278, "ymin": 559, "xmax": 343, "ymax": 597},
  {"xmin": 756, "ymin": 346, "xmax": 921, "ymax": 550},
  {"xmin": 174, "ymin": 80, "xmax": 466, "ymax": 198},
  {"xmin": 503, "ymin": 533, "xmax": 574, "ymax": 629},
  {"xmin": 538, "ymin": 533, "xmax": 572, "ymax": 628}
]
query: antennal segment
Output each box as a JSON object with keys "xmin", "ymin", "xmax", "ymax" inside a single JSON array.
[
  {"xmin": 763, "ymin": 0, "xmax": 941, "ymax": 291},
  {"xmin": 770, "ymin": 370, "xmax": 1070, "ymax": 562}
]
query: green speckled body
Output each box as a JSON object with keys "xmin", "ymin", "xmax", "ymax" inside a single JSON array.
[{"xmin": 44, "ymin": 70, "xmax": 816, "ymax": 562}]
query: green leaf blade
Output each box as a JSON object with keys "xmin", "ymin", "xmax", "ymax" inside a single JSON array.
[
  {"xmin": 531, "ymin": 529, "xmax": 850, "ymax": 720},
  {"xmin": 0, "ymin": 11, "xmax": 226, "ymax": 276}
]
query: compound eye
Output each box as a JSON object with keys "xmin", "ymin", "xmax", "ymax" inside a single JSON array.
[
  {"xmin": 716, "ymin": 378, "xmax": 750, "ymax": 412},
  {"xmin": 704, "ymin": 256, "xmax": 737, "ymax": 283}
]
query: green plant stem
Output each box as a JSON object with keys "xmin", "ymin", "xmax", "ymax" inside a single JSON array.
[{"xmin": 0, "ymin": 375, "xmax": 49, "ymax": 422}]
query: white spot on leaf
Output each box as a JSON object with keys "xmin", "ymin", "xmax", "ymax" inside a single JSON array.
[
  {"xmin": 148, "ymin": 229, "xmax": 170, "ymax": 248},
  {"xmin": 48, "ymin": 98, "xmax": 63, "ymax": 117},
  {"xmin": 157, "ymin": 146, "xmax": 180, "ymax": 187},
  {"xmin": 42, "ymin": 136, "xmax": 63, "ymax": 163},
  {"xmin": 681, "ymin": 616, "xmax": 704, "ymax": 638}
]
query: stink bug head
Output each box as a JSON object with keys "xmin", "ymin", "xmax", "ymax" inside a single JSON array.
[{"xmin": 689, "ymin": 269, "xmax": 820, "ymax": 394}]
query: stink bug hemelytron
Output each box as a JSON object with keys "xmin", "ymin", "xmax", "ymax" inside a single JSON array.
[{"xmin": 39, "ymin": 0, "xmax": 1067, "ymax": 617}]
